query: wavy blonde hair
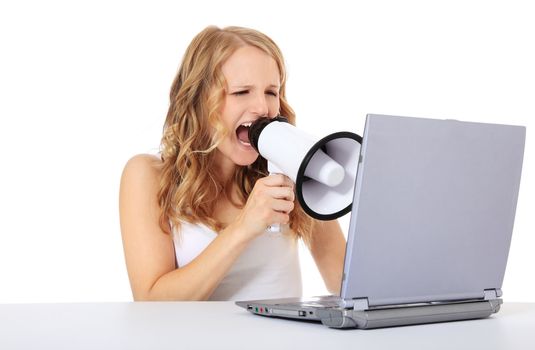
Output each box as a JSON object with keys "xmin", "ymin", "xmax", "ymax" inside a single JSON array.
[{"xmin": 158, "ymin": 26, "xmax": 314, "ymax": 245}]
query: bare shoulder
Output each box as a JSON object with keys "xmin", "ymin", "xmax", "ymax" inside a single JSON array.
[
  {"xmin": 120, "ymin": 154, "xmax": 165, "ymax": 212},
  {"xmin": 123, "ymin": 153, "xmax": 163, "ymax": 176},
  {"xmin": 121, "ymin": 154, "xmax": 163, "ymax": 188},
  {"xmin": 119, "ymin": 153, "xmax": 167, "ymax": 236}
]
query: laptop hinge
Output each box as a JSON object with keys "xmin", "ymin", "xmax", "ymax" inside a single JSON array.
[
  {"xmin": 484, "ymin": 288, "xmax": 502, "ymax": 300},
  {"xmin": 339, "ymin": 297, "xmax": 369, "ymax": 310}
]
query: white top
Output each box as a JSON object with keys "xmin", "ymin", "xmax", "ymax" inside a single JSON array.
[{"xmin": 172, "ymin": 221, "xmax": 302, "ymax": 301}]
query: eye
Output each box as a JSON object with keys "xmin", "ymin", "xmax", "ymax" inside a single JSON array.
[
  {"xmin": 266, "ymin": 90, "xmax": 279, "ymax": 97},
  {"xmin": 232, "ymin": 90, "xmax": 249, "ymax": 96}
]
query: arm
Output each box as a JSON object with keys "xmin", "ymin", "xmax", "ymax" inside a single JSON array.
[
  {"xmin": 308, "ymin": 219, "xmax": 346, "ymax": 295},
  {"xmin": 119, "ymin": 155, "xmax": 251, "ymax": 301},
  {"xmin": 119, "ymin": 155, "xmax": 295, "ymax": 301}
]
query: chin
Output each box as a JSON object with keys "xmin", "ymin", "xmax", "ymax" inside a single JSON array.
[
  {"xmin": 217, "ymin": 137, "xmax": 260, "ymax": 167},
  {"xmin": 233, "ymin": 154, "xmax": 259, "ymax": 166}
]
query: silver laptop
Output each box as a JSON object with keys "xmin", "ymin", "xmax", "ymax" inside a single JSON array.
[{"xmin": 236, "ymin": 114, "xmax": 526, "ymax": 329}]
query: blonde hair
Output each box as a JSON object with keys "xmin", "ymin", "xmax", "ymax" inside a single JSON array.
[{"xmin": 158, "ymin": 26, "xmax": 314, "ymax": 245}]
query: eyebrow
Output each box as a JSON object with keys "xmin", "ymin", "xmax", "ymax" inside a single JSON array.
[{"xmin": 230, "ymin": 84, "xmax": 280, "ymax": 89}]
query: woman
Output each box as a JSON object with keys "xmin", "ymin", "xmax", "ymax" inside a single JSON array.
[{"xmin": 119, "ymin": 25, "xmax": 346, "ymax": 301}]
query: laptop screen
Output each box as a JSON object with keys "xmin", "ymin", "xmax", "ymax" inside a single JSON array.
[{"xmin": 341, "ymin": 114, "xmax": 525, "ymax": 306}]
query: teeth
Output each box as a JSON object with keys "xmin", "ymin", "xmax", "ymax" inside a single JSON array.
[{"xmin": 240, "ymin": 122, "xmax": 252, "ymax": 127}]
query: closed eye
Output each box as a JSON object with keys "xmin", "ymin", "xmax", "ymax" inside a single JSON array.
[
  {"xmin": 266, "ymin": 91, "xmax": 279, "ymax": 97},
  {"xmin": 232, "ymin": 90, "xmax": 249, "ymax": 96}
]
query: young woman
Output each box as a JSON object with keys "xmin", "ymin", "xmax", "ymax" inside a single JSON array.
[{"xmin": 119, "ymin": 26, "xmax": 346, "ymax": 301}]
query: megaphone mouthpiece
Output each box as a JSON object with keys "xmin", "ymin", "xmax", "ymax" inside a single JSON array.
[{"xmin": 248, "ymin": 116, "xmax": 289, "ymax": 152}]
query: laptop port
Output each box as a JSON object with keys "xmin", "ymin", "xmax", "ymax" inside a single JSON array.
[{"xmin": 298, "ymin": 310, "xmax": 306, "ymax": 317}]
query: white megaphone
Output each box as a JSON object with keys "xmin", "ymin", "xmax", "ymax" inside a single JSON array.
[{"xmin": 248, "ymin": 116, "xmax": 362, "ymax": 232}]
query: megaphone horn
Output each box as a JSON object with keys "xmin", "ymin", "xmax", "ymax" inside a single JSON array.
[{"xmin": 249, "ymin": 116, "xmax": 362, "ymax": 222}]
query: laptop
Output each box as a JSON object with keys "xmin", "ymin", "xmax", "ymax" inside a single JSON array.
[{"xmin": 236, "ymin": 114, "xmax": 526, "ymax": 329}]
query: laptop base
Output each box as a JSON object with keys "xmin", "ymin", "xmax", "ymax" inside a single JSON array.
[
  {"xmin": 317, "ymin": 299, "xmax": 502, "ymax": 329},
  {"xmin": 236, "ymin": 298, "xmax": 502, "ymax": 329}
]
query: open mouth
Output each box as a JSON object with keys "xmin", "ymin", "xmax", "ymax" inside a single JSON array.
[{"xmin": 236, "ymin": 122, "xmax": 252, "ymax": 146}]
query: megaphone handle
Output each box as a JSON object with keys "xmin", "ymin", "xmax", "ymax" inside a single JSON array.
[{"xmin": 267, "ymin": 161, "xmax": 284, "ymax": 233}]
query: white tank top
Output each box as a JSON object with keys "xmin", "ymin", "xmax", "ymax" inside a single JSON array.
[{"xmin": 172, "ymin": 221, "xmax": 302, "ymax": 301}]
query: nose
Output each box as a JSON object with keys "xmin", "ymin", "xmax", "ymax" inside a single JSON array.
[{"xmin": 249, "ymin": 92, "xmax": 269, "ymax": 117}]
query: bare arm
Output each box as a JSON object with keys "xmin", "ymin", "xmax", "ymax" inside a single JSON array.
[
  {"xmin": 119, "ymin": 155, "xmax": 250, "ymax": 300},
  {"xmin": 308, "ymin": 220, "xmax": 346, "ymax": 295},
  {"xmin": 119, "ymin": 155, "xmax": 295, "ymax": 301}
]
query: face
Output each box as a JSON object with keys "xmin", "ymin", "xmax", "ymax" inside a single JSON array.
[{"xmin": 215, "ymin": 45, "xmax": 281, "ymax": 169}]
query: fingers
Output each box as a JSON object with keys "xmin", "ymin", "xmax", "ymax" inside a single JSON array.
[
  {"xmin": 261, "ymin": 174, "xmax": 294, "ymax": 189},
  {"xmin": 251, "ymin": 175, "xmax": 296, "ymax": 226},
  {"xmin": 272, "ymin": 198, "xmax": 295, "ymax": 213},
  {"xmin": 271, "ymin": 187, "xmax": 295, "ymax": 201},
  {"xmin": 254, "ymin": 174, "xmax": 295, "ymax": 200}
]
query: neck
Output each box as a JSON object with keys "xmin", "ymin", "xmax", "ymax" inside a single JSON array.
[{"xmin": 214, "ymin": 150, "xmax": 237, "ymax": 185}]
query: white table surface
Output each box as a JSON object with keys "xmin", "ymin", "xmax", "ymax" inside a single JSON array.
[{"xmin": 0, "ymin": 302, "xmax": 533, "ymax": 350}]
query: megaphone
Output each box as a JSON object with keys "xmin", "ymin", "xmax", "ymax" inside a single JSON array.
[{"xmin": 248, "ymin": 116, "xmax": 362, "ymax": 230}]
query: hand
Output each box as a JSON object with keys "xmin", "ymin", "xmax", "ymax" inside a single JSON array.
[{"xmin": 232, "ymin": 174, "xmax": 295, "ymax": 241}]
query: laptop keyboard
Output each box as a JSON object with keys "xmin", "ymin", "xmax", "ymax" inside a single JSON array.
[{"xmin": 281, "ymin": 296, "xmax": 342, "ymax": 308}]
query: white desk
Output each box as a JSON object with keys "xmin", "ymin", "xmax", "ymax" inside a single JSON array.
[{"xmin": 0, "ymin": 302, "xmax": 533, "ymax": 349}]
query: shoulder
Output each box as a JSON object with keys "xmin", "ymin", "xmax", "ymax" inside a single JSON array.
[
  {"xmin": 120, "ymin": 154, "xmax": 163, "ymax": 194},
  {"xmin": 122, "ymin": 154, "xmax": 163, "ymax": 179},
  {"xmin": 123, "ymin": 153, "xmax": 163, "ymax": 171}
]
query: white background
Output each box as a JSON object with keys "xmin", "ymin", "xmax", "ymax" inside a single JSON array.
[{"xmin": 0, "ymin": 0, "xmax": 533, "ymax": 303}]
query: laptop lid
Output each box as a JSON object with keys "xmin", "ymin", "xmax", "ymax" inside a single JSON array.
[{"xmin": 340, "ymin": 114, "xmax": 525, "ymax": 307}]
